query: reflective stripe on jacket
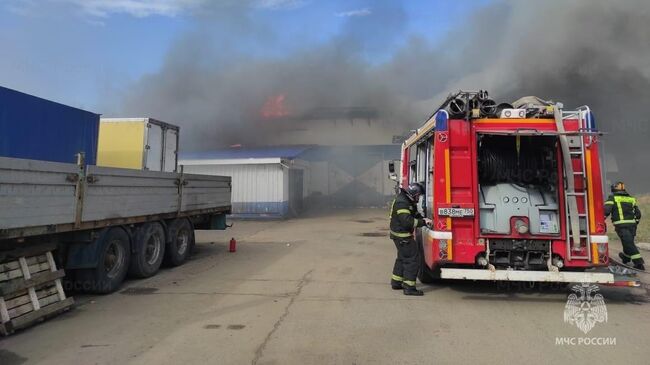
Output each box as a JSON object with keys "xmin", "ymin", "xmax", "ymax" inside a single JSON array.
[
  {"xmin": 389, "ymin": 190, "xmax": 425, "ymax": 239},
  {"xmin": 605, "ymin": 191, "xmax": 641, "ymax": 225}
]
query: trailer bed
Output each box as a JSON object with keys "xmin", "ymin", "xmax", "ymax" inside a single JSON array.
[{"xmin": 0, "ymin": 156, "xmax": 231, "ymax": 241}]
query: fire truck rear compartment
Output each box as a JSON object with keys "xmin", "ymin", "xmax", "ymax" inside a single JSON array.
[
  {"xmin": 477, "ymin": 135, "xmax": 560, "ymax": 268},
  {"xmin": 488, "ymin": 239, "xmax": 550, "ymax": 269}
]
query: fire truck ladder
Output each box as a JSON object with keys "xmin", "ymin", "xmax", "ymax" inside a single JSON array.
[{"xmin": 554, "ymin": 104, "xmax": 592, "ymax": 261}]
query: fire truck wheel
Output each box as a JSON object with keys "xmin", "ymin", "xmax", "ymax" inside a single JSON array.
[
  {"xmin": 129, "ymin": 222, "xmax": 166, "ymax": 278},
  {"xmin": 164, "ymin": 218, "xmax": 194, "ymax": 267},
  {"xmin": 76, "ymin": 227, "xmax": 131, "ymax": 294}
]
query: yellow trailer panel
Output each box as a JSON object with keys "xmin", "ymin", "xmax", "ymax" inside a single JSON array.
[
  {"xmin": 97, "ymin": 121, "xmax": 146, "ymax": 169},
  {"xmin": 97, "ymin": 118, "xmax": 179, "ymax": 171}
]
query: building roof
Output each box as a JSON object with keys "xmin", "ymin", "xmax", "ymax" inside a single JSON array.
[{"xmin": 179, "ymin": 146, "xmax": 312, "ymax": 165}]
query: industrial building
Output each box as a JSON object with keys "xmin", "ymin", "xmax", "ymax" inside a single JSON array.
[
  {"xmin": 180, "ymin": 144, "xmax": 400, "ymax": 218},
  {"xmin": 180, "ymin": 146, "xmax": 310, "ymax": 218},
  {"xmin": 299, "ymin": 145, "xmax": 400, "ymax": 208},
  {"xmin": 180, "ymin": 108, "xmax": 403, "ymax": 218}
]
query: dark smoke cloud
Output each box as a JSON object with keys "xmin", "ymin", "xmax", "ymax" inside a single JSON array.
[
  {"xmin": 120, "ymin": 0, "xmax": 419, "ymax": 147},
  {"xmin": 119, "ymin": 0, "xmax": 650, "ymax": 189},
  {"xmin": 435, "ymin": 0, "xmax": 650, "ymax": 190}
]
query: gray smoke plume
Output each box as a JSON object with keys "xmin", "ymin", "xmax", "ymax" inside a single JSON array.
[
  {"xmin": 438, "ymin": 0, "xmax": 650, "ymax": 190},
  {"xmin": 120, "ymin": 0, "xmax": 650, "ymax": 189},
  {"xmin": 121, "ymin": 1, "xmax": 416, "ymax": 147}
]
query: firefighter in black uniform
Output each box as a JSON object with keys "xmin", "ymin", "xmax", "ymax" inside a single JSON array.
[
  {"xmin": 389, "ymin": 183, "xmax": 432, "ymax": 296},
  {"xmin": 605, "ymin": 181, "xmax": 644, "ymax": 270}
]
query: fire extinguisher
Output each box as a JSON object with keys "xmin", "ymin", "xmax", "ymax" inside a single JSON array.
[{"xmin": 229, "ymin": 237, "xmax": 237, "ymax": 253}]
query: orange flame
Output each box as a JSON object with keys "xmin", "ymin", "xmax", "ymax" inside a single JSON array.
[{"xmin": 261, "ymin": 93, "xmax": 289, "ymax": 119}]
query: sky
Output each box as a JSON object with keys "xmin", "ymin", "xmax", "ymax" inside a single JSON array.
[
  {"xmin": 2, "ymin": 0, "xmax": 649, "ymax": 188},
  {"xmin": 0, "ymin": 0, "xmax": 488, "ymax": 113}
]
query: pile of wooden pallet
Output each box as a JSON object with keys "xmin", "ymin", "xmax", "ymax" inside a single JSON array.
[{"xmin": 0, "ymin": 245, "xmax": 74, "ymax": 335}]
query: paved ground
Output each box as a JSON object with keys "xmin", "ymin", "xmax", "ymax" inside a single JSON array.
[{"xmin": 1, "ymin": 209, "xmax": 650, "ymax": 365}]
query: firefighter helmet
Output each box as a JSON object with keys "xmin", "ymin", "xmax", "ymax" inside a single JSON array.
[
  {"xmin": 611, "ymin": 181, "xmax": 626, "ymax": 192},
  {"xmin": 405, "ymin": 183, "xmax": 425, "ymax": 201}
]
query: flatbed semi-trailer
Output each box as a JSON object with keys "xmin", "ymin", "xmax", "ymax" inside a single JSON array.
[
  {"xmin": 0, "ymin": 87, "xmax": 232, "ymax": 334},
  {"xmin": 0, "ymin": 155, "xmax": 231, "ymax": 295}
]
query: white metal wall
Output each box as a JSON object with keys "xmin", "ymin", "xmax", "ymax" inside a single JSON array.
[{"xmin": 182, "ymin": 163, "xmax": 287, "ymax": 216}]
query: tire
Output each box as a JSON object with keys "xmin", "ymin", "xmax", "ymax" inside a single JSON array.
[
  {"xmin": 76, "ymin": 227, "xmax": 130, "ymax": 294},
  {"xmin": 165, "ymin": 218, "xmax": 194, "ymax": 267},
  {"xmin": 129, "ymin": 222, "xmax": 166, "ymax": 278}
]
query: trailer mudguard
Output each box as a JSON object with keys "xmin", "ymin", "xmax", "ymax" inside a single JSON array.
[{"xmin": 65, "ymin": 228, "xmax": 111, "ymax": 269}]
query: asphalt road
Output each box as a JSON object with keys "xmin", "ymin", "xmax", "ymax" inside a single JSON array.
[{"xmin": 1, "ymin": 209, "xmax": 649, "ymax": 365}]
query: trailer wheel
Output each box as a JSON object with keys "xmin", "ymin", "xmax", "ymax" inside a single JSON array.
[
  {"xmin": 76, "ymin": 227, "xmax": 130, "ymax": 294},
  {"xmin": 129, "ymin": 222, "xmax": 166, "ymax": 278},
  {"xmin": 165, "ymin": 218, "xmax": 194, "ymax": 266}
]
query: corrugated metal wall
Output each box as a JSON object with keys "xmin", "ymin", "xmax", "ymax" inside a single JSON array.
[
  {"xmin": 183, "ymin": 163, "xmax": 288, "ymax": 218},
  {"xmin": 0, "ymin": 86, "xmax": 100, "ymax": 164}
]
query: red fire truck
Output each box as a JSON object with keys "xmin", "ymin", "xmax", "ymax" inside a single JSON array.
[{"xmin": 395, "ymin": 91, "xmax": 635, "ymax": 285}]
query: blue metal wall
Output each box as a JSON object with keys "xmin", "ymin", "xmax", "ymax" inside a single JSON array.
[
  {"xmin": 0, "ymin": 86, "xmax": 100, "ymax": 164},
  {"xmin": 231, "ymin": 202, "xmax": 289, "ymax": 219}
]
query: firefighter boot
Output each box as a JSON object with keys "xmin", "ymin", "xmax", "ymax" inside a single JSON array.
[
  {"xmin": 391, "ymin": 275, "xmax": 404, "ymax": 290},
  {"xmin": 402, "ymin": 282, "xmax": 423, "ymax": 296},
  {"xmin": 619, "ymin": 252, "xmax": 631, "ymax": 264},
  {"xmin": 633, "ymin": 257, "xmax": 645, "ymax": 271}
]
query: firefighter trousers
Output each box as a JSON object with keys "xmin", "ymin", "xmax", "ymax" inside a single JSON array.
[
  {"xmin": 392, "ymin": 238, "xmax": 420, "ymax": 286},
  {"xmin": 616, "ymin": 224, "xmax": 644, "ymax": 265}
]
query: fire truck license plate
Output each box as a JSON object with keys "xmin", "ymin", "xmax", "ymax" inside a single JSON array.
[{"xmin": 438, "ymin": 208, "xmax": 475, "ymax": 217}]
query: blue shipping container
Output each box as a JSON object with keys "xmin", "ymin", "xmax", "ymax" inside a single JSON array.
[{"xmin": 0, "ymin": 86, "xmax": 100, "ymax": 165}]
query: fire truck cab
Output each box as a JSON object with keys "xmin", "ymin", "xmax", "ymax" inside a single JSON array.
[{"xmin": 399, "ymin": 91, "xmax": 627, "ymax": 284}]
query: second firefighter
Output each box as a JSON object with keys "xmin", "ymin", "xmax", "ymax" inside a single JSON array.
[{"xmin": 605, "ymin": 181, "xmax": 644, "ymax": 270}]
